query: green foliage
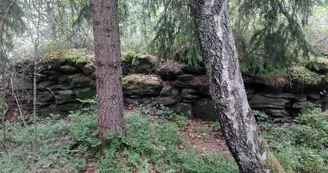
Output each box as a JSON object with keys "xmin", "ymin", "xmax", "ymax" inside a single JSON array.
[
  {"xmin": 0, "ymin": 0, "xmax": 25, "ymax": 70},
  {"xmin": 97, "ymin": 112, "xmax": 238, "ymax": 173},
  {"xmin": 146, "ymin": 0, "xmax": 203, "ymax": 68},
  {"xmin": 0, "ymin": 119, "xmax": 87, "ymax": 172},
  {"xmin": 234, "ymin": 0, "xmax": 321, "ymax": 70},
  {"xmin": 253, "ymin": 110, "xmax": 272, "ymax": 128},
  {"xmin": 265, "ymin": 107, "xmax": 328, "ymax": 172},
  {"xmin": 213, "ymin": 121, "xmax": 222, "ymax": 131},
  {"xmin": 69, "ymin": 108, "xmax": 101, "ymax": 149},
  {"xmin": 0, "ymin": 102, "xmax": 238, "ymax": 172},
  {"xmin": 287, "ymin": 66, "xmax": 322, "ymax": 85}
]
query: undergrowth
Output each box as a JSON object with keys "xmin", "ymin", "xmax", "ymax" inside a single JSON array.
[
  {"xmin": 0, "ymin": 104, "xmax": 238, "ymax": 173},
  {"xmin": 265, "ymin": 107, "xmax": 328, "ymax": 173},
  {"xmin": 2, "ymin": 102, "xmax": 328, "ymax": 172}
]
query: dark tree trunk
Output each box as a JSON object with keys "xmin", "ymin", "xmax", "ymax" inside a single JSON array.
[
  {"xmin": 191, "ymin": 0, "xmax": 284, "ymax": 172},
  {"xmin": 91, "ymin": 0, "xmax": 126, "ymax": 140}
]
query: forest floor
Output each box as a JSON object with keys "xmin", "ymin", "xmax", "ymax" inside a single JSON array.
[{"xmin": 83, "ymin": 107, "xmax": 231, "ymax": 173}]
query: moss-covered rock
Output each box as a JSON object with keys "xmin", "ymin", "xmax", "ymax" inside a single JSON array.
[
  {"xmin": 131, "ymin": 54, "xmax": 158, "ymax": 74},
  {"xmin": 121, "ymin": 51, "xmax": 136, "ymax": 63},
  {"xmin": 287, "ymin": 66, "xmax": 322, "ymax": 86},
  {"xmin": 306, "ymin": 56, "xmax": 328, "ymax": 72},
  {"xmin": 122, "ymin": 74, "xmax": 163, "ymax": 96},
  {"xmin": 59, "ymin": 65, "xmax": 78, "ymax": 73},
  {"xmin": 42, "ymin": 49, "xmax": 94, "ymax": 71},
  {"xmin": 80, "ymin": 64, "xmax": 95, "ymax": 75},
  {"xmin": 68, "ymin": 75, "xmax": 92, "ymax": 87}
]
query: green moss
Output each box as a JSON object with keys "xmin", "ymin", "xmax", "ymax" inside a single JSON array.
[
  {"xmin": 305, "ymin": 56, "xmax": 328, "ymax": 72},
  {"xmin": 121, "ymin": 51, "xmax": 136, "ymax": 63},
  {"xmin": 43, "ymin": 49, "xmax": 93, "ymax": 69},
  {"xmin": 68, "ymin": 75, "xmax": 91, "ymax": 87},
  {"xmin": 131, "ymin": 54, "xmax": 157, "ymax": 73},
  {"xmin": 122, "ymin": 74, "xmax": 163, "ymax": 95},
  {"xmin": 287, "ymin": 66, "xmax": 322, "ymax": 86},
  {"xmin": 60, "ymin": 65, "xmax": 77, "ymax": 73}
]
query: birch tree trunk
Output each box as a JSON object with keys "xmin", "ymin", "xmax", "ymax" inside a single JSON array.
[
  {"xmin": 91, "ymin": 0, "xmax": 126, "ymax": 140},
  {"xmin": 191, "ymin": 0, "xmax": 284, "ymax": 172}
]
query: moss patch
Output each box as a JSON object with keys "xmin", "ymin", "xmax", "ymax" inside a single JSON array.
[
  {"xmin": 132, "ymin": 54, "xmax": 157, "ymax": 73},
  {"xmin": 122, "ymin": 74, "xmax": 163, "ymax": 96},
  {"xmin": 121, "ymin": 51, "xmax": 136, "ymax": 63},
  {"xmin": 287, "ymin": 66, "xmax": 322, "ymax": 86},
  {"xmin": 306, "ymin": 56, "xmax": 328, "ymax": 72},
  {"xmin": 68, "ymin": 75, "xmax": 92, "ymax": 87},
  {"xmin": 122, "ymin": 52, "xmax": 158, "ymax": 74},
  {"xmin": 42, "ymin": 49, "xmax": 94, "ymax": 70},
  {"xmin": 60, "ymin": 65, "xmax": 78, "ymax": 73}
]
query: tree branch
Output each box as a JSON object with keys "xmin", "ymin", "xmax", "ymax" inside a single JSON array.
[{"xmin": 0, "ymin": 0, "xmax": 18, "ymax": 44}]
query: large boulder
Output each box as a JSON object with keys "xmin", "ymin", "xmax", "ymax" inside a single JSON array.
[
  {"xmin": 122, "ymin": 74, "xmax": 163, "ymax": 96},
  {"xmin": 193, "ymin": 98, "xmax": 217, "ymax": 121},
  {"xmin": 122, "ymin": 52, "xmax": 158, "ymax": 74},
  {"xmin": 132, "ymin": 54, "xmax": 157, "ymax": 74},
  {"xmin": 249, "ymin": 94, "xmax": 289, "ymax": 109}
]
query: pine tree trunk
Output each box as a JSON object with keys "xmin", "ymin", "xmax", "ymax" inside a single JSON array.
[
  {"xmin": 91, "ymin": 0, "xmax": 126, "ymax": 140},
  {"xmin": 191, "ymin": 0, "xmax": 284, "ymax": 172}
]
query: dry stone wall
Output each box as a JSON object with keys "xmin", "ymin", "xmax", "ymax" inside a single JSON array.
[{"xmin": 14, "ymin": 49, "xmax": 328, "ymax": 121}]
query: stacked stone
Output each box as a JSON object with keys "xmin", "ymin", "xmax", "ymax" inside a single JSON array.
[
  {"xmin": 13, "ymin": 50, "xmax": 328, "ymax": 121},
  {"xmin": 15, "ymin": 49, "xmax": 96, "ymax": 116}
]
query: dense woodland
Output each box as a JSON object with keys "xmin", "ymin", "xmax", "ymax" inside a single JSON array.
[{"xmin": 1, "ymin": 0, "xmax": 328, "ymax": 172}]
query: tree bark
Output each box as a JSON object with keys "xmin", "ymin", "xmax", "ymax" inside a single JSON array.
[
  {"xmin": 191, "ymin": 0, "xmax": 284, "ymax": 172},
  {"xmin": 91, "ymin": 0, "xmax": 126, "ymax": 140}
]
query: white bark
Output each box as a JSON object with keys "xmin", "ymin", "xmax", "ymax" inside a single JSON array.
[{"xmin": 191, "ymin": 0, "xmax": 284, "ymax": 172}]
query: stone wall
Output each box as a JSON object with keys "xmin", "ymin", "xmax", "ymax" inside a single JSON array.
[{"xmin": 14, "ymin": 49, "xmax": 328, "ymax": 121}]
